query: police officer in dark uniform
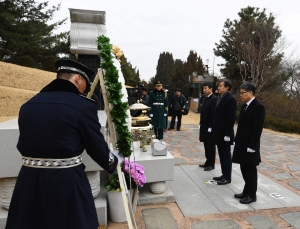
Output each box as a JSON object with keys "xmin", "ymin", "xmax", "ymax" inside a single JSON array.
[
  {"xmin": 148, "ymin": 81, "xmax": 168, "ymax": 140},
  {"xmin": 6, "ymin": 59, "xmax": 118, "ymax": 229}
]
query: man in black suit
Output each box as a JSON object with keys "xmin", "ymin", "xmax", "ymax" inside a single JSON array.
[
  {"xmin": 168, "ymin": 88, "xmax": 186, "ymax": 131},
  {"xmin": 199, "ymin": 82, "xmax": 217, "ymax": 171},
  {"xmin": 212, "ymin": 80, "xmax": 237, "ymax": 185},
  {"xmin": 232, "ymin": 82, "xmax": 265, "ymax": 204}
]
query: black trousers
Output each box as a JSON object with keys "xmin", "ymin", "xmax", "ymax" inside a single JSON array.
[
  {"xmin": 154, "ymin": 128, "xmax": 163, "ymax": 140},
  {"xmin": 240, "ymin": 164, "xmax": 257, "ymax": 198},
  {"xmin": 170, "ymin": 110, "xmax": 182, "ymax": 130},
  {"xmin": 217, "ymin": 144, "xmax": 232, "ymax": 182},
  {"xmin": 165, "ymin": 115, "xmax": 168, "ymax": 129},
  {"xmin": 204, "ymin": 142, "xmax": 216, "ymax": 167}
]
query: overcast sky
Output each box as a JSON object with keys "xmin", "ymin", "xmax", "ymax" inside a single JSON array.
[{"xmin": 48, "ymin": 0, "xmax": 300, "ymax": 82}]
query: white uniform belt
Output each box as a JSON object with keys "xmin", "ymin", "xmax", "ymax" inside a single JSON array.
[
  {"xmin": 153, "ymin": 103, "xmax": 164, "ymax": 105},
  {"xmin": 22, "ymin": 155, "xmax": 83, "ymax": 169}
]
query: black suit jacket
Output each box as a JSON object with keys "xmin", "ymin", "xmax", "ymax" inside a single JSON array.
[
  {"xmin": 232, "ymin": 98, "xmax": 265, "ymax": 166},
  {"xmin": 199, "ymin": 94, "xmax": 217, "ymax": 143},
  {"xmin": 212, "ymin": 92, "xmax": 237, "ymax": 145}
]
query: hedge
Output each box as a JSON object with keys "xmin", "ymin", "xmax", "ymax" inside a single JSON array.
[
  {"xmin": 264, "ymin": 115, "xmax": 300, "ymax": 134},
  {"xmin": 235, "ymin": 111, "xmax": 300, "ymax": 134}
]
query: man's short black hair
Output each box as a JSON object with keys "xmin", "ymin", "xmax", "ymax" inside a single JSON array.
[
  {"xmin": 218, "ymin": 79, "xmax": 232, "ymax": 91},
  {"xmin": 141, "ymin": 87, "xmax": 147, "ymax": 92},
  {"xmin": 57, "ymin": 72, "xmax": 75, "ymax": 80},
  {"xmin": 240, "ymin": 82, "xmax": 256, "ymax": 95},
  {"xmin": 203, "ymin": 82, "xmax": 213, "ymax": 89}
]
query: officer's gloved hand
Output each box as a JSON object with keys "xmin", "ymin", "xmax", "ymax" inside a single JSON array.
[
  {"xmin": 207, "ymin": 127, "xmax": 212, "ymax": 133},
  {"xmin": 112, "ymin": 150, "xmax": 124, "ymax": 164},
  {"xmin": 247, "ymin": 148, "xmax": 255, "ymax": 153},
  {"xmin": 224, "ymin": 136, "xmax": 230, "ymax": 142},
  {"xmin": 149, "ymin": 114, "xmax": 153, "ymax": 118},
  {"xmin": 164, "ymin": 114, "xmax": 167, "ymax": 116}
]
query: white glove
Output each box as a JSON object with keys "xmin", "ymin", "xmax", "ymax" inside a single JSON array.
[
  {"xmin": 164, "ymin": 114, "xmax": 167, "ymax": 116},
  {"xmin": 112, "ymin": 150, "xmax": 124, "ymax": 164},
  {"xmin": 233, "ymin": 142, "xmax": 235, "ymax": 146},
  {"xmin": 149, "ymin": 114, "xmax": 153, "ymax": 118},
  {"xmin": 224, "ymin": 136, "xmax": 230, "ymax": 141},
  {"xmin": 247, "ymin": 148, "xmax": 255, "ymax": 153},
  {"xmin": 207, "ymin": 128, "xmax": 212, "ymax": 133}
]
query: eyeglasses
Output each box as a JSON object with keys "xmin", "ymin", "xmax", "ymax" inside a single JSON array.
[{"xmin": 239, "ymin": 91, "xmax": 249, "ymax": 95}]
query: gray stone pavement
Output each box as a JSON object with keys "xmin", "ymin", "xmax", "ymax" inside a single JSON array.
[{"xmin": 138, "ymin": 123, "xmax": 300, "ymax": 229}]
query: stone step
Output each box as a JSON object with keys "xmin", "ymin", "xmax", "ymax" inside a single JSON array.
[
  {"xmin": 246, "ymin": 215, "xmax": 282, "ymax": 229},
  {"xmin": 142, "ymin": 207, "xmax": 178, "ymax": 229},
  {"xmin": 279, "ymin": 212, "xmax": 300, "ymax": 229},
  {"xmin": 192, "ymin": 219, "xmax": 242, "ymax": 229}
]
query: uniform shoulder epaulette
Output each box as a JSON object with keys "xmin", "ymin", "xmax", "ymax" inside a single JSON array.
[{"xmin": 79, "ymin": 94, "xmax": 96, "ymax": 103}]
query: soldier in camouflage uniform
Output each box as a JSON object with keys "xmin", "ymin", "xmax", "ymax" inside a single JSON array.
[{"xmin": 148, "ymin": 81, "xmax": 169, "ymax": 140}]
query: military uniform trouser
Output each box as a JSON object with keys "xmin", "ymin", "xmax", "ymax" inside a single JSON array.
[{"xmin": 154, "ymin": 128, "xmax": 163, "ymax": 140}]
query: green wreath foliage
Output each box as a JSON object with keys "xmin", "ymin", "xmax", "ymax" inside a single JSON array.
[{"xmin": 97, "ymin": 35, "xmax": 132, "ymax": 157}]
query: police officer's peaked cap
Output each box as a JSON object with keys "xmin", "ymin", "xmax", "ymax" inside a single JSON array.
[
  {"xmin": 154, "ymin": 81, "xmax": 163, "ymax": 86},
  {"xmin": 55, "ymin": 59, "xmax": 95, "ymax": 91}
]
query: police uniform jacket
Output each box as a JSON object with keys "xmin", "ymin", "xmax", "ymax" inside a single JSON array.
[
  {"xmin": 212, "ymin": 92, "xmax": 237, "ymax": 145},
  {"xmin": 199, "ymin": 94, "xmax": 217, "ymax": 143},
  {"xmin": 6, "ymin": 79, "xmax": 118, "ymax": 229},
  {"xmin": 148, "ymin": 89, "xmax": 168, "ymax": 128},
  {"xmin": 232, "ymin": 99, "xmax": 265, "ymax": 166}
]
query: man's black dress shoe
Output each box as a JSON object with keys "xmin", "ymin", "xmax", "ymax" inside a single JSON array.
[
  {"xmin": 239, "ymin": 195, "xmax": 256, "ymax": 204},
  {"xmin": 217, "ymin": 178, "xmax": 231, "ymax": 185},
  {"xmin": 204, "ymin": 166, "xmax": 215, "ymax": 171},
  {"xmin": 199, "ymin": 164, "xmax": 208, "ymax": 168},
  {"xmin": 213, "ymin": 176, "xmax": 223, "ymax": 181},
  {"xmin": 234, "ymin": 193, "xmax": 246, "ymax": 199},
  {"xmin": 177, "ymin": 129, "xmax": 180, "ymax": 131},
  {"xmin": 168, "ymin": 128, "xmax": 174, "ymax": 130}
]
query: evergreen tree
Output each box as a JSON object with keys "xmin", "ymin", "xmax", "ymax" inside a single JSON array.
[
  {"xmin": 0, "ymin": 0, "xmax": 70, "ymax": 71},
  {"xmin": 155, "ymin": 52, "xmax": 175, "ymax": 85},
  {"xmin": 214, "ymin": 6, "xmax": 283, "ymax": 94},
  {"xmin": 172, "ymin": 59, "xmax": 185, "ymax": 88},
  {"xmin": 184, "ymin": 50, "xmax": 205, "ymax": 79},
  {"xmin": 119, "ymin": 55, "xmax": 140, "ymax": 87}
]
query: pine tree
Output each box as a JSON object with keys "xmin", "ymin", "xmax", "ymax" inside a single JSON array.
[
  {"xmin": 0, "ymin": 0, "xmax": 70, "ymax": 71},
  {"xmin": 119, "ymin": 55, "xmax": 140, "ymax": 87},
  {"xmin": 155, "ymin": 52, "xmax": 175, "ymax": 85},
  {"xmin": 173, "ymin": 59, "xmax": 185, "ymax": 88},
  {"xmin": 214, "ymin": 6, "xmax": 284, "ymax": 94},
  {"xmin": 184, "ymin": 50, "xmax": 205, "ymax": 78}
]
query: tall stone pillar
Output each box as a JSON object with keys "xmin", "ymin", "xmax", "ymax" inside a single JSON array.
[{"xmin": 69, "ymin": 8, "xmax": 107, "ymax": 110}]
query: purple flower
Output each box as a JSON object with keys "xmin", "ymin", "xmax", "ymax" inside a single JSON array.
[{"xmin": 124, "ymin": 159, "xmax": 146, "ymax": 187}]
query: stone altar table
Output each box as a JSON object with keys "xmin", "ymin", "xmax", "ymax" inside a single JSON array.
[{"xmin": 130, "ymin": 144, "xmax": 174, "ymax": 194}]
